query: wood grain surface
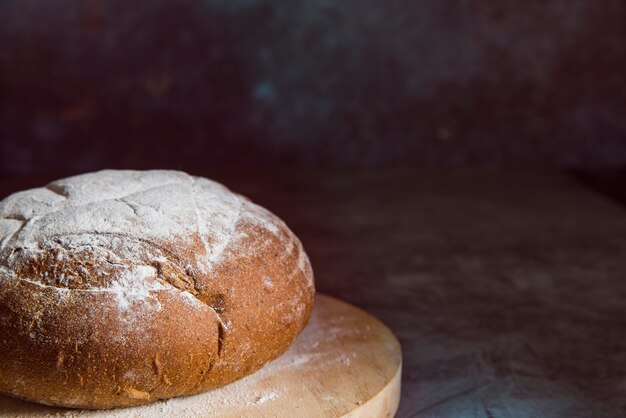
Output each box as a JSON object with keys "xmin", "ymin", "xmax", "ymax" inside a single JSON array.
[{"xmin": 0, "ymin": 295, "xmax": 402, "ymax": 417}]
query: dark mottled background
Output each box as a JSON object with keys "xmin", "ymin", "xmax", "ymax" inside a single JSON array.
[{"xmin": 1, "ymin": 0, "xmax": 625, "ymax": 174}]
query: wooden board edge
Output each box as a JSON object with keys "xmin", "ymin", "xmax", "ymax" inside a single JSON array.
[{"xmin": 341, "ymin": 361, "xmax": 402, "ymax": 418}]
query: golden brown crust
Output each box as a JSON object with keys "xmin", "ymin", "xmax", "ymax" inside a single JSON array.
[{"xmin": 0, "ymin": 170, "xmax": 315, "ymax": 409}]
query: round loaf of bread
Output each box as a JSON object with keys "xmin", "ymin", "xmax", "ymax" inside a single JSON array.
[{"xmin": 0, "ymin": 170, "xmax": 315, "ymax": 409}]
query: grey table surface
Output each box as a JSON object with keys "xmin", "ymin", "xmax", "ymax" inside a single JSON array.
[
  {"xmin": 1, "ymin": 169, "xmax": 625, "ymax": 417},
  {"xmin": 231, "ymin": 169, "xmax": 626, "ymax": 418}
]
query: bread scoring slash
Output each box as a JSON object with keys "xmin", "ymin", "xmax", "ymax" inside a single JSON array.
[{"xmin": 0, "ymin": 170, "xmax": 315, "ymax": 409}]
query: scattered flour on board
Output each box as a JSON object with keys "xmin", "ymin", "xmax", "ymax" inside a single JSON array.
[{"xmin": 253, "ymin": 392, "xmax": 278, "ymax": 405}]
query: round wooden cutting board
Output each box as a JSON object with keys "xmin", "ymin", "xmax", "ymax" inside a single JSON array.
[{"xmin": 0, "ymin": 295, "xmax": 402, "ymax": 417}]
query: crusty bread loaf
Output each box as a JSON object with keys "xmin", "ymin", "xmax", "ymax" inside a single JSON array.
[{"xmin": 0, "ymin": 170, "xmax": 315, "ymax": 409}]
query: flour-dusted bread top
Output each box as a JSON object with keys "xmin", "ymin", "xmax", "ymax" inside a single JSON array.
[{"xmin": 0, "ymin": 170, "xmax": 315, "ymax": 409}]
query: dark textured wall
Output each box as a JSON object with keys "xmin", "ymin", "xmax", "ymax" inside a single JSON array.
[{"xmin": 1, "ymin": 0, "xmax": 625, "ymax": 174}]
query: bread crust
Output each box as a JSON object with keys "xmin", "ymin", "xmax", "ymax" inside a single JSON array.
[{"xmin": 0, "ymin": 170, "xmax": 314, "ymax": 409}]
